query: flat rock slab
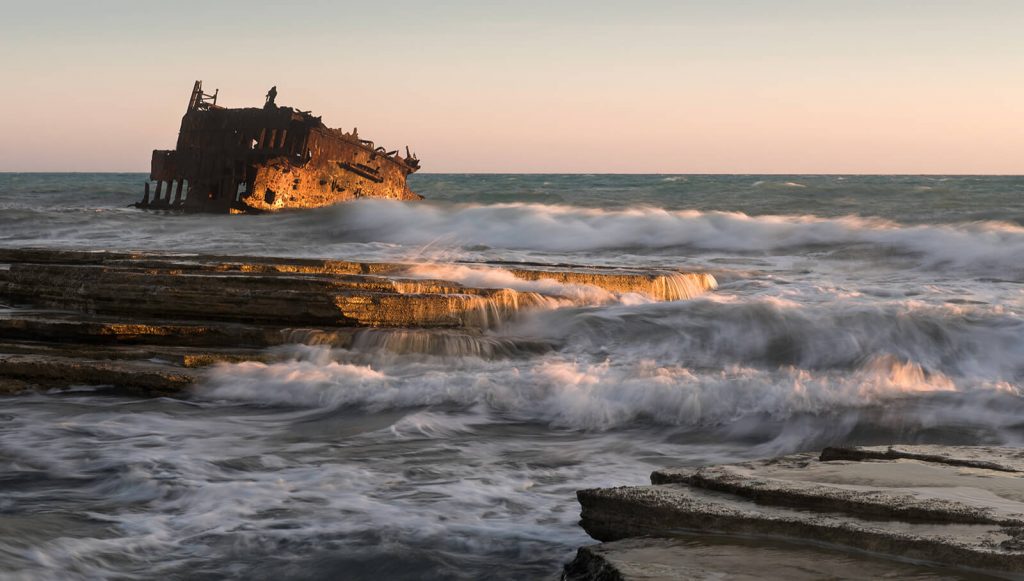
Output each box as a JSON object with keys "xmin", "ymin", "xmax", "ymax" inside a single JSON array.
[
  {"xmin": 563, "ymin": 536, "xmax": 1002, "ymax": 581},
  {"xmin": 575, "ymin": 446, "xmax": 1024, "ymax": 578},
  {"xmin": 0, "ymin": 311, "xmax": 296, "ymax": 347},
  {"xmin": 0, "ymin": 354, "xmax": 198, "ymax": 396},
  {"xmin": 653, "ymin": 446, "xmax": 1024, "ymax": 526},
  {"xmin": 0, "ymin": 248, "xmax": 716, "ymax": 329},
  {"xmin": 0, "ymin": 248, "xmax": 714, "ymax": 395}
]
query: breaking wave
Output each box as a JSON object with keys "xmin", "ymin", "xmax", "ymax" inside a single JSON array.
[
  {"xmin": 199, "ymin": 346, "xmax": 1021, "ymax": 432},
  {"xmin": 519, "ymin": 296, "xmax": 1024, "ymax": 380},
  {"xmin": 199, "ymin": 293, "xmax": 1024, "ymax": 431},
  {"xmin": 3, "ymin": 191, "xmax": 1023, "ymax": 278},
  {"xmin": 327, "ymin": 200, "xmax": 1024, "ymax": 274}
]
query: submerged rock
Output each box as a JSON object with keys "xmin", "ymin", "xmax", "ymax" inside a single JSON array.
[{"xmin": 570, "ymin": 445, "xmax": 1024, "ymax": 579}]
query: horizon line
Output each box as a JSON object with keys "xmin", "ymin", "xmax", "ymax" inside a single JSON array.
[{"xmin": 2, "ymin": 171, "xmax": 1024, "ymax": 177}]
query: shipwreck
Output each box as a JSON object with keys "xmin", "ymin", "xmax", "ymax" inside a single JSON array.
[{"xmin": 136, "ymin": 81, "xmax": 422, "ymax": 213}]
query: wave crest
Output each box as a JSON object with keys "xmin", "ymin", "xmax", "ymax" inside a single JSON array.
[
  {"xmin": 197, "ymin": 344, "xmax": 1020, "ymax": 431},
  {"xmin": 327, "ymin": 200, "xmax": 1024, "ymax": 274}
]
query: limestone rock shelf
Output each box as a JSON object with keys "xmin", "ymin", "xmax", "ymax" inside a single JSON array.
[
  {"xmin": 0, "ymin": 248, "xmax": 715, "ymax": 395},
  {"xmin": 0, "ymin": 249, "xmax": 714, "ymax": 327},
  {"xmin": 568, "ymin": 445, "xmax": 1024, "ymax": 579},
  {"xmin": 562, "ymin": 536, "xmax": 993, "ymax": 581}
]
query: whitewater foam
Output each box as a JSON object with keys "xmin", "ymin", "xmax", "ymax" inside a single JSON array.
[
  {"xmin": 401, "ymin": 263, "xmax": 627, "ymax": 304},
  {"xmin": 354, "ymin": 202, "xmax": 1017, "ymax": 257},
  {"xmin": 198, "ymin": 340, "xmax": 1020, "ymax": 432}
]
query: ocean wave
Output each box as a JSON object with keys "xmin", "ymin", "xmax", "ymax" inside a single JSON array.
[
  {"xmin": 3, "ymin": 197, "xmax": 1023, "ymax": 276},
  {"xmin": 197, "ymin": 288, "xmax": 1024, "ymax": 431},
  {"xmin": 197, "ymin": 340, "xmax": 1021, "ymax": 431},
  {"xmin": 324, "ymin": 200, "xmax": 1024, "ymax": 274},
  {"xmin": 514, "ymin": 296, "xmax": 1024, "ymax": 381},
  {"xmin": 287, "ymin": 291, "xmax": 1023, "ymax": 384}
]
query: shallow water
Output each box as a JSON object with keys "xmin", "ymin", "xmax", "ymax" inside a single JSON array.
[{"xmin": 0, "ymin": 174, "xmax": 1022, "ymax": 579}]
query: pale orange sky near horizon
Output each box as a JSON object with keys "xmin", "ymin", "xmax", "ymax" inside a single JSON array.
[{"xmin": 1, "ymin": 0, "xmax": 1022, "ymax": 173}]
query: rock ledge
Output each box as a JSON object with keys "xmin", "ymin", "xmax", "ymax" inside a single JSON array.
[{"xmin": 568, "ymin": 445, "xmax": 1024, "ymax": 579}]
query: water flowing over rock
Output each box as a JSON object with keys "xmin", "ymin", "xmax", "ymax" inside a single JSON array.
[{"xmin": 0, "ymin": 248, "xmax": 715, "ymax": 395}]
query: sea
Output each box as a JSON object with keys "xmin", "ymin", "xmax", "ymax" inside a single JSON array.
[{"xmin": 0, "ymin": 173, "xmax": 1022, "ymax": 579}]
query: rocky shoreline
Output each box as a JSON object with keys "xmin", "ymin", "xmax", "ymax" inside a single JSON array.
[
  {"xmin": 6, "ymin": 249, "xmax": 1022, "ymax": 578},
  {"xmin": 0, "ymin": 247, "xmax": 715, "ymax": 395},
  {"xmin": 566, "ymin": 445, "xmax": 1024, "ymax": 579}
]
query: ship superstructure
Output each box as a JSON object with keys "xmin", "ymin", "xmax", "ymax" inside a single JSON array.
[{"xmin": 137, "ymin": 81, "xmax": 421, "ymax": 213}]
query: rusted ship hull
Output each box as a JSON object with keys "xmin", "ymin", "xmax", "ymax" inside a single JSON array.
[{"xmin": 137, "ymin": 81, "xmax": 421, "ymax": 213}]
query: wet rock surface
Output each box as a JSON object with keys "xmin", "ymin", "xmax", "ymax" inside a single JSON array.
[
  {"xmin": 0, "ymin": 248, "xmax": 715, "ymax": 395},
  {"xmin": 563, "ymin": 535, "xmax": 1003, "ymax": 581},
  {"xmin": 570, "ymin": 446, "xmax": 1024, "ymax": 579}
]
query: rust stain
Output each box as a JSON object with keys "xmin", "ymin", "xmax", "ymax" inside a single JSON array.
[{"xmin": 136, "ymin": 81, "xmax": 422, "ymax": 213}]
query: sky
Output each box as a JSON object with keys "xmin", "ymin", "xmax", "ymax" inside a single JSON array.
[{"xmin": 1, "ymin": 0, "xmax": 1022, "ymax": 173}]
